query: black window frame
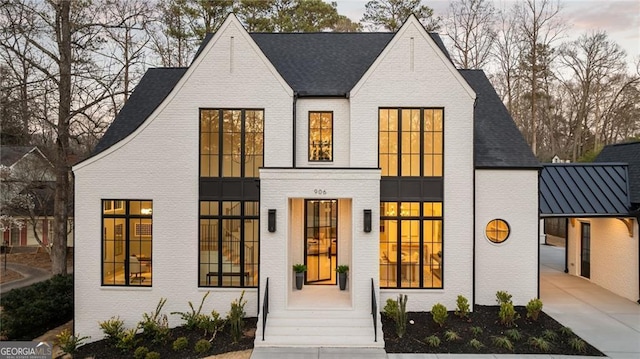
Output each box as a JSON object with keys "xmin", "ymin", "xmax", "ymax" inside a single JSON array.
[
  {"xmin": 379, "ymin": 201, "xmax": 443, "ymax": 289},
  {"xmin": 308, "ymin": 111, "xmax": 334, "ymax": 162},
  {"xmin": 199, "ymin": 200, "xmax": 259, "ymax": 288},
  {"xmin": 101, "ymin": 199, "xmax": 153, "ymax": 287}
]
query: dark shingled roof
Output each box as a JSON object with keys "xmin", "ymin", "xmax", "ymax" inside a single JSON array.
[
  {"xmin": 596, "ymin": 142, "xmax": 640, "ymax": 205},
  {"xmin": 93, "ymin": 68, "xmax": 187, "ymax": 156},
  {"xmin": 1, "ymin": 146, "xmax": 38, "ymax": 167},
  {"xmin": 460, "ymin": 70, "xmax": 539, "ymax": 168},
  {"xmin": 539, "ymin": 164, "xmax": 631, "ymax": 217},
  {"xmin": 89, "ymin": 34, "xmax": 535, "ymax": 169}
]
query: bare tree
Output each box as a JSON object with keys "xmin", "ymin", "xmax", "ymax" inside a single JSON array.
[
  {"xmin": 446, "ymin": 0, "xmax": 497, "ymax": 69},
  {"xmin": 515, "ymin": 0, "xmax": 565, "ymax": 156}
]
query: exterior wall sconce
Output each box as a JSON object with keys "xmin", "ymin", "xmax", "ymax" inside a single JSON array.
[
  {"xmin": 268, "ymin": 209, "xmax": 276, "ymax": 232},
  {"xmin": 363, "ymin": 209, "xmax": 372, "ymax": 233}
]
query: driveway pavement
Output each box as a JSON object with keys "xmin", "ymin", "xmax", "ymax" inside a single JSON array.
[
  {"xmin": 540, "ymin": 244, "xmax": 640, "ymax": 358},
  {"xmin": 0, "ymin": 262, "xmax": 51, "ymax": 295}
]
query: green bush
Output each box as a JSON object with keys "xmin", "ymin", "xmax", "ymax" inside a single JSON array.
[
  {"xmin": 526, "ymin": 298, "xmax": 543, "ymax": 321},
  {"xmin": 99, "ymin": 316, "xmax": 125, "ymax": 344},
  {"xmin": 495, "ymin": 290, "xmax": 513, "ymax": 305},
  {"xmin": 116, "ymin": 328, "xmax": 140, "ymax": 352},
  {"xmin": 145, "ymin": 351, "xmax": 161, "ymax": 359},
  {"xmin": 383, "ymin": 298, "xmax": 398, "ymax": 318},
  {"xmin": 505, "ymin": 329, "xmax": 522, "ymax": 342},
  {"xmin": 133, "ymin": 346, "xmax": 149, "ymax": 359},
  {"xmin": 569, "ymin": 337, "xmax": 587, "ymax": 353},
  {"xmin": 0, "ymin": 274, "xmax": 73, "ymax": 340},
  {"xmin": 529, "ymin": 336, "xmax": 551, "ymax": 352},
  {"xmin": 498, "ymin": 302, "xmax": 519, "ymax": 327},
  {"xmin": 171, "ymin": 291, "xmax": 210, "ymax": 330},
  {"xmin": 198, "ymin": 310, "xmax": 225, "ymax": 340},
  {"xmin": 138, "ymin": 298, "xmax": 170, "ymax": 344},
  {"xmin": 392, "ymin": 294, "xmax": 408, "ymax": 338},
  {"xmin": 431, "ymin": 303, "xmax": 448, "ymax": 327},
  {"xmin": 454, "ymin": 295, "xmax": 470, "ymax": 319},
  {"xmin": 55, "ymin": 329, "xmax": 90, "ymax": 356},
  {"xmin": 425, "ymin": 335, "xmax": 441, "ymax": 347},
  {"xmin": 542, "ymin": 329, "xmax": 557, "ymax": 341},
  {"xmin": 227, "ymin": 291, "xmax": 247, "ymax": 343},
  {"xmin": 172, "ymin": 336, "xmax": 189, "ymax": 351},
  {"xmin": 468, "ymin": 338, "xmax": 484, "ymax": 350},
  {"xmin": 444, "ymin": 330, "xmax": 461, "ymax": 341},
  {"xmin": 194, "ymin": 339, "xmax": 212, "ymax": 354},
  {"xmin": 470, "ymin": 326, "xmax": 483, "ymax": 336},
  {"xmin": 492, "ymin": 336, "xmax": 514, "ymax": 351}
]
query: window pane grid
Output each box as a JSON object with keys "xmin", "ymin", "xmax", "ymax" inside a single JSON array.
[{"xmin": 309, "ymin": 112, "xmax": 333, "ymax": 161}]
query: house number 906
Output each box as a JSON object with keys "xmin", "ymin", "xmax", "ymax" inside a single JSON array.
[{"xmin": 314, "ymin": 189, "xmax": 327, "ymax": 195}]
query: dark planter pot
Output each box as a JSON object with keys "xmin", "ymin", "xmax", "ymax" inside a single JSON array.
[
  {"xmin": 295, "ymin": 272, "xmax": 304, "ymax": 290},
  {"xmin": 338, "ymin": 272, "xmax": 348, "ymax": 290}
]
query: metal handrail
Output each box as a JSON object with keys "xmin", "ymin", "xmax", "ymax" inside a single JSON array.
[
  {"xmin": 262, "ymin": 277, "xmax": 269, "ymax": 341},
  {"xmin": 371, "ymin": 278, "xmax": 377, "ymax": 342}
]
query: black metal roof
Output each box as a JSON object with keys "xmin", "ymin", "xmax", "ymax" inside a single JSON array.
[
  {"xmin": 539, "ymin": 163, "xmax": 631, "ymax": 217},
  {"xmin": 92, "ymin": 68, "xmax": 187, "ymax": 156},
  {"xmin": 460, "ymin": 70, "xmax": 539, "ymax": 168},
  {"xmin": 596, "ymin": 142, "xmax": 640, "ymax": 205}
]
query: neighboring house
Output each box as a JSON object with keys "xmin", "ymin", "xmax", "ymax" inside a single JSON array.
[
  {"xmin": 540, "ymin": 141, "xmax": 639, "ymax": 303},
  {"xmin": 0, "ymin": 146, "xmax": 73, "ymax": 248},
  {"xmin": 73, "ymin": 15, "xmax": 539, "ymax": 347}
]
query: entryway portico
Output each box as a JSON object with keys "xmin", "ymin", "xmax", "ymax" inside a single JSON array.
[{"xmin": 257, "ymin": 168, "xmax": 383, "ymax": 347}]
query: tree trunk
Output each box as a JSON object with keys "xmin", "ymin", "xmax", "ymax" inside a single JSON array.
[{"xmin": 52, "ymin": 0, "xmax": 72, "ymax": 275}]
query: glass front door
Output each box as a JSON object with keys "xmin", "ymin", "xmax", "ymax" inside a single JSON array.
[{"xmin": 305, "ymin": 199, "xmax": 337, "ymax": 284}]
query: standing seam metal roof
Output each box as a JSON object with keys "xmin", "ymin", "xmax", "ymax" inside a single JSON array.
[{"xmin": 539, "ymin": 163, "xmax": 631, "ymax": 217}]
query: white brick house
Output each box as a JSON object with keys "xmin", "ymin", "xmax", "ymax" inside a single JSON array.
[{"xmin": 72, "ymin": 15, "xmax": 539, "ymax": 347}]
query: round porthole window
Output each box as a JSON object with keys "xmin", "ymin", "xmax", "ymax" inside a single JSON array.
[{"xmin": 486, "ymin": 219, "xmax": 510, "ymax": 243}]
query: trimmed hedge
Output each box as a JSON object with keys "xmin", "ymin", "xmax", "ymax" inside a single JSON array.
[{"xmin": 0, "ymin": 274, "xmax": 73, "ymax": 340}]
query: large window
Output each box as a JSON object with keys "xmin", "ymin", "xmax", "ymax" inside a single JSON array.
[
  {"xmin": 379, "ymin": 108, "xmax": 443, "ymax": 177},
  {"xmin": 200, "ymin": 109, "xmax": 264, "ymax": 178},
  {"xmin": 199, "ymin": 201, "xmax": 259, "ymax": 287},
  {"xmin": 102, "ymin": 200, "xmax": 153, "ymax": 286},
  {"xmin": 309, "ymin": 111, "xmax": 333, "ymax": 161},
  {"xmin": 379, "ymin": 202, "xmax": 442, "ymax": 288}
]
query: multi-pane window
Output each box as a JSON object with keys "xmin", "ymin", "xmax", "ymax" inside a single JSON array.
[
  {"xmin": 379, "ymin": 108, "xmax": 443, "ymax": 177},
  {"xmin": 379, "ymin": 202, "xmax": 442, "ymax": 289},
  {"xmin": 308, "ymin": 112, "xmax": 333, "ymax": 161},
  {"xmin": 102, "ymin": 200, "xmax": 153, "ymax": 286},
  {"xmin": 200, "ymin": 109, "xmax": 264, "ymax": 177},
  {"xmin": 199, "ymin": 201, "xmax": 259, "ymax": 287}
]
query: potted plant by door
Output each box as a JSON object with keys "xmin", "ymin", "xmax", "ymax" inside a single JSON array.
[
  {"xmin": 336, "ymin": 265, "xmax": 349, "ymax": 290},
  {"xmin": 293, "ymin": 264, "xmax": 307, "ymax": 290}
]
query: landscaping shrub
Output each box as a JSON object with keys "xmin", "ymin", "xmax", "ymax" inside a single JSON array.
[
  {"xmin": 0, "ymin": 274, "xmax": 73, "ymax": 340},
  {"xmin": 99, "ymin": 316, "xmax": 125, "ymax": 344},
  {"xmin": 139, "ymin": 298, "xmax": 170, "ymax": 344},
  {"xmin": 383, "ymin": 298, "xmax": 398, "ymax": 318},
  {"xmin": 470, "ymin": 326, "xmax": 483, "ymax": 336},
  {"xmin": 145, "ymin": 351, "xmax": 161, "ymax": 359},
  {"xmin": 198, "ymin": 310, "xmax": 225, "ymax": 340},
  {"xmin": 542, "ymin": 329, "xmax": 557, "ymax": 341},
  {"xmin": 495, "ymin": 290, "xmax": 512, "ymax": 305},
  {"xmin": 116, "ymin": 328, "xmax": 140, "ymax": 352},
  {"xmin": 194, "ymin": 339, "xmax": 212, "ymax": 354},
  {"xmin": 526, "ymin": 298, "xmax": 543, "ymax": 321},
  {"xmin": 425, "ymin": 335, "xmax": 441, "ymax": 347},
  {"xmin": 529, "ymin": 336, "xmax": 551, "ymax": 352},
  {"xmin": 492, "ymin": 336, "xmax": 514, "ymax": 351},
  {"xmin": 133, "ymin": 346, "xmax": 149, "ymax": 359},
  {"xmin": 431, "ymin": 303, "xmax": 448, "ymax": 327},
  {"xmin": 55, "ymin": 329, "xmax": 90, "ymax": 356},
  {"xmin": 505, "ymin": 328, "xmax": 522, "ymax": 342},
  {"xmin": 469, "ymin": 338, "xmax": 484, "ymax": 349},
  {"xmin": 454, "ymin": 295, "xmax": 470, "ymax": 319},
  {"xmin": 227, "ymin": 291, "xmax": 247, "ymax": 343},
  {"xmin": 392, "ymin": 294, "xmax": 408, "ymax": 338},
  {"xmin": 569, "ymin": 337, "xmax": 587, "ymax": 353},
  {"xmin": 171, "ymin": 291, "xmax": 210, "ymax": 330},
  {"xmin": 444, "ymin": 330, "xmax": 461, "ymax": 341},
  {"xmin": 172, "ymin": 337, "xmax": 189, "ymax": 351},
  {"xmin": 498, "ymin": 301, "xmax": 519, "ymax": 327}
]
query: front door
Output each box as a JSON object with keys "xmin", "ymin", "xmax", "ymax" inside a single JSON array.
[
  {"xmin": 305, "ymin": 199, "xmax": 337, "ymax": 284},
  {"xmin": 580, "ymin": 222, "xmax": 590, "ymax": 278}
]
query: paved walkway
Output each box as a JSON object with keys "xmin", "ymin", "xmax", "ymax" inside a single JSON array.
[
  {"xmin": 540, "ymin": 244, "xmax": 640, "ymax": 359},
  {"xmin": 0, "ymin": 262, "xmax": 51, "ymax": 294}
]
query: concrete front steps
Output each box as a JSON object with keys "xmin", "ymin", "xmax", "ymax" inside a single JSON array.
[{"xmin": 254, "ymin": 309, "xmax": 384, "ymax": 348}]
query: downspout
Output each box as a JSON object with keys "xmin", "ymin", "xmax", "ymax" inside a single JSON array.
[
  {"xmin": 472, "ymin": 96, "xmax": 478, "ymax": 307},
  {"xmin": 564, "ymin": 218, "xmax": 569, "ymax": 273},
  {"xmin": 292, "ymin": 92, "xmax": 298, "ymax": 168}
]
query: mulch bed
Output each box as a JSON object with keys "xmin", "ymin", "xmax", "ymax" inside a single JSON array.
[
  {"xmin": 383, "ymin": 305, "xmax": 604, "ymax": 356},
  {"xmin": 74, "ymin": 318, "xmax": 256, "ymax": 359}
]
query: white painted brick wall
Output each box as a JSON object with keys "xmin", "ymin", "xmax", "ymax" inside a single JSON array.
[
  {"xmin": 567, "ymin": 217, "xmax": 639, "ymax": 301},
  {"xmin": 73, "ymin": 17, "xmax": 291, "ymax": 342},
  {"xmin": 351, "ymin": 19, "xmax": 475, "ymax": 311},
  {"xmin": 475, "ymin": 170, "xmax": 539, "ymax": 305},
  {"xmin": 296, "ymin": 99, "xmax": 350, "ymax": 167}
]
